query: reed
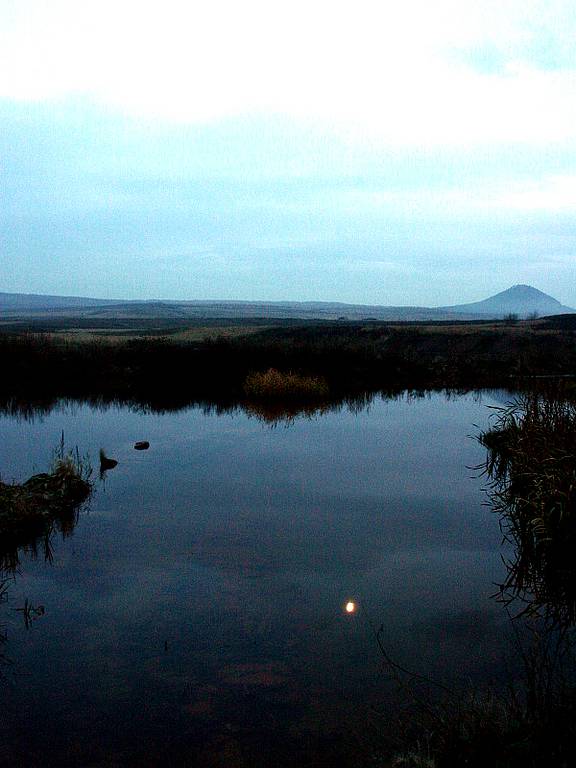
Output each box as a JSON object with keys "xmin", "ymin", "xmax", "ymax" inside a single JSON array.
[
  {"xmin": 479, "ymin": 393, "xmax": 576, "ymax": 623},
  {"xmin": 0, "ymin": 436, "xmax": 92, "ymax": 570}
]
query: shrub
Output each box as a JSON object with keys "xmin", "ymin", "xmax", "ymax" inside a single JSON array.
[{"xmin": 243, "ymin": 368, "xmax": 329, "ymax": 399}]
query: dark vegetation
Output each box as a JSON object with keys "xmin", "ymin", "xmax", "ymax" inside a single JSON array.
[
  {"xmin": 480, "ymin": 394, "xmax": 576, "ymax": 625},
  {"xmin": 1, "ymin": 318, "xmax": 575, "ymax": 412},
  {"xmin": 0, "ymin": 440, "xmax": 91, "ymax": 571}
]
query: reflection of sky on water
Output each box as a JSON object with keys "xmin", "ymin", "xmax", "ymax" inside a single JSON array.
[{"xmin": 0, "ymin": 392, "xmax": 513, "ymax": 766}]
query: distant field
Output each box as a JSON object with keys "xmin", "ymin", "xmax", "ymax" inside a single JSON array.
[
  {"xmin": 0, "ymin": 314, "xmax": 279, "ymax": 338},
  {"xmin": 33, "ymin": 325, "xmax": 271, "ymax": 345},
  {"xmin": 0, "ymin": 309, "xmax": 556, "ymax": 335},
  {"xmin": 1, "ymin": 311, "xmax": 573, "ymax": 351}
]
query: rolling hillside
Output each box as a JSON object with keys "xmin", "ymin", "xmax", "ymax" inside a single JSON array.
[{"xmin": 1, "ymin": 285, "xmax": 573, "ymax": 321}]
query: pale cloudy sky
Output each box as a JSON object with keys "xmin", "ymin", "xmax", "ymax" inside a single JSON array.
[{"xmin": 1, "ymin": 0, "xmax": 576, "ymax": 305}]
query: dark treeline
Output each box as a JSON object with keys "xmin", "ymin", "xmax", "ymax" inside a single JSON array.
[{"xmin": 1, "ymin": 322, "xmax": 575, "ymax": 405}]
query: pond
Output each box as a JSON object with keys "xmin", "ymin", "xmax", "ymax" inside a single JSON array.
[{"xmin": 0, "ymin": 391, "xmax": 514, "ymax": 767}]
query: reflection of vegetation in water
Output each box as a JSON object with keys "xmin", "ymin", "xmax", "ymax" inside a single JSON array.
[
  {"xmin": 241, "ymin": 391, "xmax": 374, "ymax": 425},
  {"xmin": 0, "ymin": 578, "xmax": 7, "ymax": 678},
  {"xmin": 479, "ymin": 394, "xmax": 576, "ymax": 624},
  {"xmin": 242, "ymin": 399, "xmax": 334, "ymax": 425},
  {"xmin": 378, "ymin": 609, "xmax": 576, "ymax": 766},
  {"xmin": 0, "ymin": 437, "xmax": 92, "ymax": 571},
  {"xmin": 385, "ymin": 627, "xmax": 576, "ymax": 767},
  {"xmin": 376, "ymin": 391, "xmax": 576, "ymax": 767},
  {"xmin": 15, "ymin": 597, "xmax": 46, "ymax": 630},
  {"xmin": 0, "ymin": 386, "xmax": 492, "ymax": 431},
  {"xmin": 0, "ymin": 387, "xmax": 435, "ymax": 427}
]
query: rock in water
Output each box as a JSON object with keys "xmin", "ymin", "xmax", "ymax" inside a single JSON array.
[{"xmin": 99, "ymin": 449, "xmax": 118, "ymax": 472}]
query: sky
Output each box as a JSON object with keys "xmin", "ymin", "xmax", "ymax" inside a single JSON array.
[{"xmin": 1, "ymin": 0, "xmax": 576, "ymax": 306}]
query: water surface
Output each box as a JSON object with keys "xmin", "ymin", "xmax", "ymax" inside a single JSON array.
[{"xmin": 0, "ymin": 391, "xmax": 512, "ymax": 766}]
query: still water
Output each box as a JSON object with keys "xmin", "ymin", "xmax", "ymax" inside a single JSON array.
[{"xmin": 0, "ymin": 391, "xmax": 513, "ymax": 766}]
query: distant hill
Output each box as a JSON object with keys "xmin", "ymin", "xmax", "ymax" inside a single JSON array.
[
  {"xmin": 442, "ymin": 285, "xmax": 575, "ymax": 317},
  {"xmin": 0, "ymin": 293, "xmax": 461, "ymax": 320},
  {"xmin": 0, "ymin": 292, "xmax": 122, "ymax": 310},
  {"xmin": 0, "ymin": 285, "xmax": 574, "ymax": 321}
]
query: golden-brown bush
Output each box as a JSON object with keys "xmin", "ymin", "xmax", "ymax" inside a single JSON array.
[{"xmin": 243, "ymin": 368, "xmax": 329, "ymax": 399}]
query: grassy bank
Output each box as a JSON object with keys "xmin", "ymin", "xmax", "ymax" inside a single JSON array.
[
  {"xmin": 1, "ymin": 319, "xmax": 575, "ymax": 406},
  {"xmin": 0, "ymin": 446, "xmax": 92, "ymax": 570}
]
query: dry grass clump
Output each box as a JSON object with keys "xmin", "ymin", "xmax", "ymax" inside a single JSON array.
[
  {"xmin": 243, "ymin": 368, "xmax": 329, "ymax": 399},
  {"xmin": 0, "ymin": 441, "xmax": 92, "ymax": 569},
  {"xmin": 0, "ymin": 459, "xmax": 89, "ymax": 525}
]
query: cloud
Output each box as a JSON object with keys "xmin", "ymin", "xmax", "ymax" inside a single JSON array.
[
  {"xmin": 1, "ymin": 1, "xmax": 576, "ymax": 147},
  {"xmin": 333, "ymin": 174, "xmax": 576, "ymax": 219},
  {"xmin": 1, "ymin": 2, "xmax": 576, "ymax": 306}
]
